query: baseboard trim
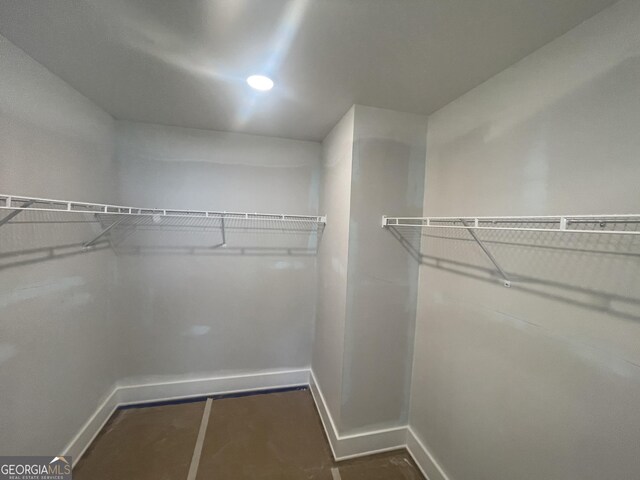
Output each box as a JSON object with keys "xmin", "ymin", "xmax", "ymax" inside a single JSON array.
[
  {"xmin": 116, "ymin": 368, "xmax": 310, "ymax": 406},
  {"xmin": 62, "ymin": 387, "xmax": 119, "ymax": 467},
  {"xmin": 309, "ymin": 370, "xmax": 407, "ymax": 461},
  {"xmin": 63, "ymin": 367, "xmax": 450, "ymax": 479},
  {"xmin": 406, "ymin": 426, "xmax": 450, "ymax": 480},
  {"xmin": 63, "ymin": 368, "xmax": 310, "ymax": 467}
]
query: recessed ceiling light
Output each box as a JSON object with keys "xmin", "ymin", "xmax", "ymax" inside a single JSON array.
[{"xmin": 247, "ymin": 75, "xmax": 274, "ymax": 91}]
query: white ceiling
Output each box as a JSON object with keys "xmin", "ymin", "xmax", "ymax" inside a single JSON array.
[{"xmin": 0, "ymin": 0, "xmax": 617, "ymax": 141}]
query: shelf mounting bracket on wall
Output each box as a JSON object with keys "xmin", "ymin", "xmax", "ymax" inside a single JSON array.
[
  {"xmin": 84, "ymin": 216, "xmax": 128, "ymax": 248},
  {"xmin": 0, "ymin": 200, "xmax": 34, "ymax": 227},
  {"xmin": 220, "ymin": 213, "xmax": 227, "ymax": 247},
  {"xmin": 459, "ymin": 219, "xmax": 511, "ymax": 287}
]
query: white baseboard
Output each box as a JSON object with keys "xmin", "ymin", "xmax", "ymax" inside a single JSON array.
[
  {"xmin": 309, "ymin": 370, "xmax": 407, "ymax": 461},
  {"xmin": 63, "ymin": 366, "xmax": 450, "ymax": 480},
  {"xmin": 116, "ymin": 368, "xmax": 310, "ymax": 406},
  {"xmin": 406, "ymin": 426, "xmax": 450, "ymax": 480},
  {"xmin": 63, "ymin": 368, "xmax": 310, "ymax": 467},
  {"xmin": 62, "ymin": 387, "xmax": 120, "ymax": 467}
]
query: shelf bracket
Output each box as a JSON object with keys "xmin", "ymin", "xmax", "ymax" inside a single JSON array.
[
  {"xmin": 220, "ymin": 214, "xmax": 227, "ymax": 247},
  {"xmin": 84, "ymin": 217, "xmax": 127, "ymax": 248},
  {"xmin": 0, "ymin": 200, "xmax": 35, "ymax": 227},
  {"xmin": 460, "ymin": 219, "xmax": 511, "ymax": 287}
]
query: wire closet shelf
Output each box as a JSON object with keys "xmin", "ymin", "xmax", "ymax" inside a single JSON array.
[
  {"xmin": 382, "ymin": 214, "xmax": 640, "ymax": 235},
  {"xmin": 0, "ymin": 194, "xmax": 327, "ymax": 248},
  {"xmin": 382, "ymin": 214, "xmax": 640, "ymax": 288}
]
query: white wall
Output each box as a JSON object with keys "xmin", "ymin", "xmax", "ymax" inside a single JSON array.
[
  {"xmin": 113, "ymin": 121, "xmax": 322, "ymax": 383},
  {"xmin": 410, "ymin": 1, "xmax": 640, "ymax": 479},
  {"xmin": 0, "ymin": 36, "xmax": 323, "ymax": 453},
  {"xmin": 0, "ymin": 34, "xmax": 120, "ymax": 455},
  {"xmin": 342, "ymin": 105, "xmax": 426, "ymax": 432},
  {"xmin": 312, "ymin": 105, "xmax": 427, "ymax": 437},
  {"xmin": 312, "ymin": 107, "xmax": 354, "ymax": 427}
]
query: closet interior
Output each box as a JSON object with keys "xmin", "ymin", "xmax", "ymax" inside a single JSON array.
[{"xmin": 1, "ymin": 1, "xmax": 639, "ymax": 479}]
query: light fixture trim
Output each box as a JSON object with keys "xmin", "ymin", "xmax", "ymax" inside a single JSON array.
[{"xmin": 247, "ymin": 74, "xmax": 274, "ymax": 91}]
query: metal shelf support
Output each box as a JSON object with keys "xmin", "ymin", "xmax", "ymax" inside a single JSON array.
[
  {"xmin": 84, "ymin": 217, "xmax": 128, "ymax": 248},
  {"xmin": 0, "ymin": 200, "xmax": 34, "ymax": 227},
  {"xmin": 221, "ymin": 214, "xmax": 227, "ymax": 247},
  {"xmin": 459, "ymin": 219, "xmax": 511, "ymax": 287}
]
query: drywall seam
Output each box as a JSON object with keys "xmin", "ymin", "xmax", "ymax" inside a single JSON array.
[
  {"xmin": 309, "ymin": 370, "xmax": 408, "ymax": 460},
  {"xmin": 63, "ymin": 368, "xmax": 310, "ymax": 467},
  {"xmin": 406, "ymin": 427, "xmax": 450, "ymax": 480}
]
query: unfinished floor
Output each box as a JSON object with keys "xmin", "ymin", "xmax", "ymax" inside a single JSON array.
[{"xmin": 73, "ymin": 388, "xmax": 424, "ymax": 479}]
